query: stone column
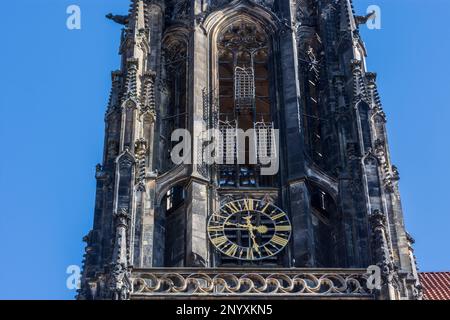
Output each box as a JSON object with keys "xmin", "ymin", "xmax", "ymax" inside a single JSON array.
[
  {"xmin": 185, "ymin": 180, "xmax": 209, "ymax": 266},
  {"xmin": 182, "ymin": 1, "xmax": 210, "ymax": 267},
  {"xmin": 108, "ymin": 208, "xmax": 132, "ymax": 300},
  {"xmin": 289, "ymin": 180, "xmax": 315, "ymax": 267},
  {"xmin": 139, "ymin": 176, "xmax": 157, "ymax": 267},
  {"xmin": 369, "ymin": 210, "xmax": 398, "ymax": 300}
]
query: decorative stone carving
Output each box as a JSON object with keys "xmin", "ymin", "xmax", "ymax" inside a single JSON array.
[
  {"xmin": 369, "ymin": 210, "xmax": 397, "ymax": 297},
  {"xmin": 218, "ymin": 23, "xmax": 268, "ymax": 51},
  {"xmin": 106, "ymin": 13, "xmax": 129, "ymax": 25},
  {"xmin": 296, "ymin": 0, "xmax": 318, "ymax": 25},
  {"xmin": 95, "ymin": 164, "xmax": 108, "ymax": 181},
  {"xmin": 123, "ymin": 59, "xmax": 139, "ymax": 102},
  {"xmin": 355, "ymin": 11, "xmax": 376, "ymax": 26},
  {"xmin": 163, "ymin": 39, "xmax": 187, "ymax": 72},
  {"xmin": 108, "ymin": 207, "xmax": 132, "ymax": 300},
  {"xmin": 190, "ymin": 253, "xmax": 207, "ymax": 267},
  {"xmin": 167, "ymin": 0, "xmax": 191, "ymax": 21},
  {"xmin": 108, "ymin": 263, "xmax": 132, "ymax": 300},
  {"xmin": 106, "ymin": 71, "xmax": 123, "ymax": 115},
  {"xmin": 391, "ymin": 165, "xmax": 400, "ymax": 181},
  {"xmin": 141, "ymin": 71, "xmax": 157, "ymax": 119},
  {"xmin": 209, "ymin": 0, "xmax": 274, "ymax": 11},
  {"xmin": 119, "ymin": 153, "xmax": 134, "ymax": 171},
  {"xmin": 132, "ymin": 269, "xmax": 373, "ymax": 297},
  {"xmin": 135, "ymin": 139, "xmax": 148, "ymax": 191},
  {"xmin": 253, "ymin": 0, "xmax": 274, "ymax": 10}
]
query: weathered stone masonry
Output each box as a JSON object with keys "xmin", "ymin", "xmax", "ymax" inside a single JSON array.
[{"xmin": 79, "ymin": 0, "xmax": 421, "ymax": 300}]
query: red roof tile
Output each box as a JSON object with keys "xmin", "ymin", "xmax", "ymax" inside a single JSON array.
[{"xmin": 419, "ymin": 272, "xmax": 450, "ymax": 300}]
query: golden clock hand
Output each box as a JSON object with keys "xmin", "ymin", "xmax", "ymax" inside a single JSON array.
[
  {"xmin": 242, "ymin": 216, "xmax": 259, "ymax": 251},
  {"xmin": 249, "ymin": 228, "xmax": 261, "ymax": 254},
  {"xmin": 243, "ymin": 215, "xmax": 255, "ymax": 229},
  {"xmin": 242, "ymin": 215, "xmax": 268, "ymax": 234},
  {"xmin": 224, "ymin": 221, "xmax": 249, "ymax": 229},
  {"xmin": 240, "ymin": 216, "xmax": 260, "ymax": 254}
]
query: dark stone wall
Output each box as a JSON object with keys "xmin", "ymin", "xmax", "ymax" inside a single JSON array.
[{"xmin": 79, "ymin": 0, "xmax": 420, "ymax": 300}]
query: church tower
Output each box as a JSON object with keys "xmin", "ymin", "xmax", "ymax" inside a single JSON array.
[{"xmin": 79, "ymin": 0, "xmax": 421, "ymax": 300}]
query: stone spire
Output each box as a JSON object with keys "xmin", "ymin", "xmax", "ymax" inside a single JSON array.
[{"xmin": 128, "ymin": 0, "xmax": 146, "ymax": 34}]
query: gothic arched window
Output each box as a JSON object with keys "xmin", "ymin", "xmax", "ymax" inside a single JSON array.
[
  {"xmin": 216, "ymin": 22, "xmax": 275, "ymax": 188},
  {"xmin": 162, "ymin": 37, "xmax": 188, "ymax": 170}
]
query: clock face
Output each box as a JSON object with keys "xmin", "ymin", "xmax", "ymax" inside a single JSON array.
[{"xmin": 207, "ymin": 199, "xmax": 292, "ymax": 261}]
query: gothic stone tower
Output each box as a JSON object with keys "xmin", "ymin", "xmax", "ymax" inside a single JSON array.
[{"xmin": 79, "ymin": 0, "xmax": 421, "ymax": 300}]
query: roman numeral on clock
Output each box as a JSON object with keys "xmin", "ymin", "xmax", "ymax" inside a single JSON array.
[
  {"xmin": 211, "ymin": 235, "xmax": 228, "ymax": 247},
  {"xmin": 271, "ymin": 212, "xmax": 286, "ymax": 221},
  {"xmin": 225, "ymin": 202, "xmax": 240, "ymax": 213},
  {"xmin": 270, "ymin": 235, "xmax": 289, "ymax": 247},
  {"xmin": 260, "ymin": 202, "xmax": 270, "ymax": 213},
  {"xmin": 246, "ymin": 247, "xmax": 254, "ymax": 260},
  {"xmin": 214, "ymin": 213, "xmax": 229, "ymax": 220},
  {"xmin": 244, "ymin": 199, "xmax": 254, "ymax": 211},
  {"xmin": 275, "ymin": 225, "xmax": 292, "ymax": 232},
  {"xmin": 225, "ymin": 244, "xmax": 238, "ymax": 257},
  {"xmin": 207, "ymin": 225, "xmax": 224, "ymax": 232},
  {"xmin": 263, "ymin": 245, "xmax": 274, "ymax": 256}
]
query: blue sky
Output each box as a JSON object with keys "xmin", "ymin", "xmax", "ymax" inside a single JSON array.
[{"xmin": 0, "ymin": 0, "xmax": 448, "ymax": 299}]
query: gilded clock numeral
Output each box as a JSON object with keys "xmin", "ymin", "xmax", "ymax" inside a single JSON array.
[
  {"xmin": 260, "ymin": 202, "xmax": 270, "ymax": 213},
  {"xmin": 246, "ymin": 247, "xmax": 254, "ymax": 260},
  {"xmin": 275, "ymin": 225, "xmax": 292, "ymax": 232},
  {"xmin": 244, "ymin": 199, "xmax": 254, "ymax": 211},
  {"xmin": 263, "ymin": 245, "xmax": 274, "ymax": 256},
  {"xmin": 225, "ymin": 244, "xmax": 238, "ymax": 257},
  {"xmin": 225, "ymin": 202, "xmax": 240, "ymax": 213},
  {"xmin": 211, "ymin": 235, "xmax": 228, "ymax": 247},
  {"xmin": 271, "ymin": 212, "xmax": 286, "ymax": 221},
  {"xmin": 270, "ymin": 235, "xmax": 289, "ymax": 247},
  {"xmin": 215, "ymin": 212, "xmax": 229, "ymax": 220},
  {"xmin": 208, "ymin": 225, "xmax": 224, "ymax": 232}
]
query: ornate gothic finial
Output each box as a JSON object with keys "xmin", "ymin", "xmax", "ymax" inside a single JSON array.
[
  {"xmin": 108, "ymin": 207, "xmax": 132, "ymax": 300},
  {"xmin": 365, "ymin": 71, "xmax": 377, "ymax": 83},
  {"xmin": 141, "ymin": 70, "xmax": 157, "ymax": 118},
  {"xmin": 135, "ymin": 138, "xmax": 148, "ymax": 191},
  {"xmin": 122, "ymin": 58, "xmax": 139, "ymax": 102},
  {"xmin": 106, "ymin": 71, "xmax": 123, "ymax": 115},
  {"xmin": 392, "ymin": 165, "xmax": 400, "ymax": 181},
  {"xmin": 108, "ymin": 263, "xmax": 131, "ymax": 300}
]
